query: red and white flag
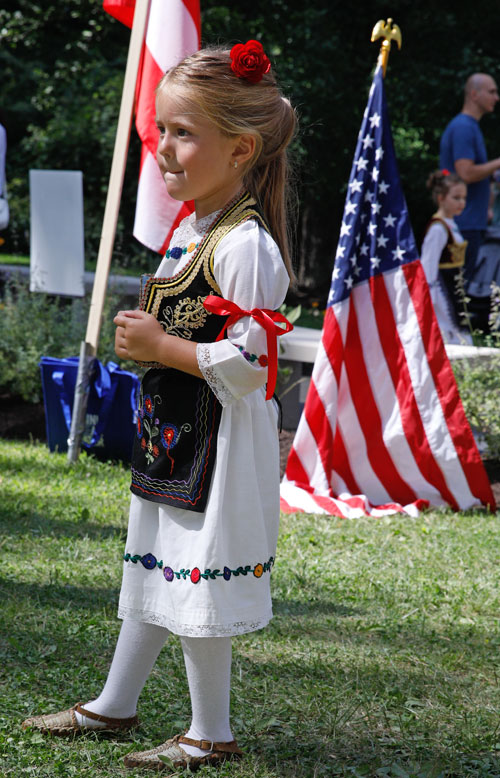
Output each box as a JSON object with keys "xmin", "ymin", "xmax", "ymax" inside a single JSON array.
[
  {"xmin": 104, "ymin": 0, "xmax": 200, "ymax": 253},
  {"xmin": 280, "ymin": 68, "xmax": 495, "ymax": 518}
]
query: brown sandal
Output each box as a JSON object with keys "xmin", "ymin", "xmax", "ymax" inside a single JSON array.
[
  {"xmin": 123, "ymin": 733, "xmax": 243, "ymax": 771},
  {"xmin": 21, "ymin": 702, "xmax": 139, "ymax": 737}
]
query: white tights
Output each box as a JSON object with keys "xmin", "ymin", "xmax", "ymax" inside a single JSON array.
[{"xmin": 77, "ymin": 619, "xmax": 233, "ymax": 755}]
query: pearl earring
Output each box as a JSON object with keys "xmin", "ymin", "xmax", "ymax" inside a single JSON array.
[{"xmin": 233, "ymin": 160, "xmax": 238, "ymax": 169}]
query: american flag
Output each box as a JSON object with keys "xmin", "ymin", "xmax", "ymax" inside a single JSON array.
[
  {"xmin": 104, "ymin": 0, "xmax": 200, "ymax": 253},
  {"xmin": 280, "ymin": 66, "xmax": 495, "ymax": 518}
]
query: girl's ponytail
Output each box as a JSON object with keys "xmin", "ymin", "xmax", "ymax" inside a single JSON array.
[{"xmin": 244, "ymin": 98, "xmax": 297, "ymax": 280}]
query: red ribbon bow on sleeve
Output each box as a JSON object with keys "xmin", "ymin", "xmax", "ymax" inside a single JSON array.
[{"xmin": 203, "ymin": 295, "xmax": 294, "ymax": 400}]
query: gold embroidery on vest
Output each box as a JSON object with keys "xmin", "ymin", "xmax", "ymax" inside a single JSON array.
[
  {"xmin": 439, "ymin": 240, "xmax": 467, "ymax": 269},
  {"xmin": 158, "ymin": 295, "xmax": 208, "ymax": 338}
]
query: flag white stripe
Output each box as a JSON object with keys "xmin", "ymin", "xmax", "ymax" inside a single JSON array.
[
  {"xmin": 331, "ymin": 301, "xmax": 392, "ymax": 502},
  {"xmin": 336, "ymin": 388, "xmax": 392, "ymax": 503},
  {"xmin": 280, "ymin": 481, "xmax": 421, "ymax": 519},
  {"xmin": 146, "ymin": 0, "xmax": 199, "ymax": 70},
  {"xmin": 386, "ymin": 271, "xmax": 477, "ymax": 507},
  {"xmin": 134, "ymin": 152, "xmax": 176, "ymax": 250},
  {"xmin": 280, "ymin": 483, "xmax": 331, "ymax": 514}
]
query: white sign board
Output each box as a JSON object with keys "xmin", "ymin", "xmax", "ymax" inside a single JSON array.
[{"xmin": 30, "ymin": 169, "xmax": 85, "ymax": 296}]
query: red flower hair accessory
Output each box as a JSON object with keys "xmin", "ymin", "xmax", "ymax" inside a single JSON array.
[
  {"xmin": 230, "ymin": 40, "xmax": 271, "ymax": 84},
  {"xmin": 441, "ymin": 169, "xmax": 450, "ymax": 176}
]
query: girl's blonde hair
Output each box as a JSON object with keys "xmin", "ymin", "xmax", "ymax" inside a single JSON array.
[
  {"xmin": 157, "ymin": 46, "xmax": 297, "ymax": 281},
  {"xmin": 426, "ymin": 169, "xmax": 465, "ymax": 206}
]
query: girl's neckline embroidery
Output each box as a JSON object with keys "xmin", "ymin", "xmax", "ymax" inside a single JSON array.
[
  {"xmin": 165, "ymin": 242, "xmax": 200, "ymax": 260},
  {"xmin": 153, "ymin": 190, "xmax": 249, "ymax": 285}
]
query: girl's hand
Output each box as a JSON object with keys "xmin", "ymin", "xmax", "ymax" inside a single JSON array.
[{"xmin": 113, "ymin": 310, "xmax": 165, "ymax": 362}]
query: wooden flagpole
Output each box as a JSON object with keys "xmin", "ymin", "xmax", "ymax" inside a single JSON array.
[{"xmin": 67, "ymin": 0, "xmax": 151, "ymax": 463}]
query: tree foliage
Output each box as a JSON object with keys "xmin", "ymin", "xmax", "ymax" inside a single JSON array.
[{"xmin": 1, "ymin": 0, "xmax": 500, "ymax": 301}]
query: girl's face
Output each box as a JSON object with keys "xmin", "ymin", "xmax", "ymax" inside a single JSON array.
[
  {"xmin": 438, "ymin": 183, "xmax": 467, "ymax": 219},
  {"xmin": 155, "ymin": 88, "xmax": 243, "ymax": 218}
]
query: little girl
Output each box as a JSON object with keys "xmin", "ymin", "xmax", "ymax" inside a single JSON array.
[
  {"xmin": 23, "ymin": 41, "xmax": 296, "ymax": 772},
  {"xmin": 421, "ymin": 169, "xmax": 472, "ymax": 344}
]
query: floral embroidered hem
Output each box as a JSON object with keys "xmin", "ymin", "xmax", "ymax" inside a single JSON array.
[{"xmin": 123, "ymin": 552, "xmax": 275, "ymax": 584}]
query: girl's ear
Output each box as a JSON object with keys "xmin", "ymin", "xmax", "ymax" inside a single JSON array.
[{"xmin": 232, "ymin": 134, "xmax": 256, "ymax": 167}]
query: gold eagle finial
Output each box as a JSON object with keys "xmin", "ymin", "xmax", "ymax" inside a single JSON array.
[{"xmin": 371, "ymin": 18, "xmax": 402, "ymax": 77}]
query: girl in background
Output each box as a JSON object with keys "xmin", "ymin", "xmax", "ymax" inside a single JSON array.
[{"xmin": 421, "ymin": 169, "xmax": 472, "ymax": 343}]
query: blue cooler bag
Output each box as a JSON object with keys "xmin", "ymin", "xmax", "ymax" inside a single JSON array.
[{"xmin": 39, "ymin": 356, "xmax": 140, "ymax": 461}]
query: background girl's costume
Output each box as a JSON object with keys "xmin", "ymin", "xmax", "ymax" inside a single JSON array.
[
  {"xmin": 118, "ymin": 192, "xmax": 290, "ymax": 637},
  {"xmin": 420, "ymin": 215, "xmax": 471, "ymax": 344}
]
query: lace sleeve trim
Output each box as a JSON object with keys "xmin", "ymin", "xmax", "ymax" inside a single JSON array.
[{"xmin": 196, "ymin": 343, "xmax": 235, "ymax": 407}]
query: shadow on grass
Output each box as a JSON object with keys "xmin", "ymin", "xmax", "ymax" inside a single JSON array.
[
  {"xmin": 251, "ymin": 732, "xmax": 500, "ymax": 777},
  {"xmin": 0, "ymin": 503, "xmax": 127, "ymax": 542},
  {"xmin": 0, "ymin": 576, "xmax": 120, "ymax": 611},
  {"xmin": 273, "ymin": 597, "xmax": 362, "ymax": 618}
]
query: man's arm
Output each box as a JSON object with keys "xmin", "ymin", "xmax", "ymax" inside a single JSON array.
[{"xmin": 455, "ymin": 157, "xmax": 500, "ymax": 183}]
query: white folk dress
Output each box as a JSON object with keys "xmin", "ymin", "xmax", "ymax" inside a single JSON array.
[
  {"xmin": 118, "ymin": 209, "xmax": 290, "ymax": 637},
  {"xmin": 420, "ymin": 216, "xmax": 472, "ymax": 345}
]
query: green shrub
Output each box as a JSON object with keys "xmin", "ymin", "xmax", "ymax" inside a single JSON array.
[
  {"xmin": 0, "ymin": 278, "xmax": 138, "ymax": 402},
  {"xmin": 453, "ymin": 355, "xmax": 500, "ymax": 461}
]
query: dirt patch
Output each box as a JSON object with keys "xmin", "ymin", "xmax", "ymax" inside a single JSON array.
[
  {"xmin": 0, "ymin": 395, "xmax": 47, "ymax": 441},
  {"xmin": 483, "ymin": 460, "xmax": 500, "ymax": 505}
]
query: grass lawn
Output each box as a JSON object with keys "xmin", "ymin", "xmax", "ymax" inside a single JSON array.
[
  {"xmin": 0, "ymin": 253, "xmax": 29, "ymax": 266},
  {"xmin": 1, "ymin": 439, "xmax": 500, "ymax": 777}
]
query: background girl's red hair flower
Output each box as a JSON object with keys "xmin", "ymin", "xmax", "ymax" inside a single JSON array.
[{"xmin": 230, "ymin": 40, "xmax": 271, "ymax": 84}]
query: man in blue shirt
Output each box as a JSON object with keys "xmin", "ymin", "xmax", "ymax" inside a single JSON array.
[
  {"xmin": 440, "ymin": 73, "xmax": 500, "ymax": 330},
  {"xmin": 440, "ymin": 74, "xmax": 500, "ymax": 278}
]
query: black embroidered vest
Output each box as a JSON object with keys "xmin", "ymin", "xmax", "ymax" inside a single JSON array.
[
  {"xmin": 426, "ymin": 216, "xmax": 468, "ymax": 269},
  {"xmin": 130, "ymin": 192, "xmax": 269, "ymax": 512}
]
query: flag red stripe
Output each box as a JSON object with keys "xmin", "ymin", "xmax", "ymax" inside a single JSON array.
[
  {"xmin": 182, "ymin": 0, "xmax": 201, "ymax": 43},
  {"xmin": 319, "ymin": 307, "xmax": 362, "ymax": 494},
  {"xmin": 321, "ymin": 306, "xmax": 343, "ymax": 383},
  {"xmin": 285, "ymin": 444, "xmax": 314, "ymax": 489},
  {"xmin": 404, "ymin": 261, "xmax": 495, "ymax": 509},
  {"xmin": 343, "ymin": 299, "xmax": 418, "ymax": 504},
  {"xmin": 371, "ymin": 270, "xmax": 460, "ymax": 509},
  {"xmin": 302, "ymin": 380, "xmax": 335, "ymax": 496},
  {"xmin": 312, "ymin": 496, "xmax": 345, "ymax": 516},
  {"xmin": 135, "ymin": 47, "xmax": 163, "ymax": 155},
  {"xmin": 103, "ymin": 0, "xmax": 135, "ymax": 27},
  {"xmin": 280, "ymin": 496, "xmax": 303, "ymax": 514},
  {"xmin": 104, "ymin": 0, "xmax": 199, "ymax": 34},
  {"xmin": 299, "ymin": 347, "xmax": 362, "ymax": 497},
  {"xmin": 331, "ymin": 425, "xmax": 361, "ymax": 496},
  {"xmin": 158, "ymin": 201, "xmax": 194, "ymax": 254}
]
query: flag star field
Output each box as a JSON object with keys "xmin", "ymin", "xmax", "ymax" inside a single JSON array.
[{"xmin": 329, "ymin": 67, "xmax": 418, "ymax": 306}]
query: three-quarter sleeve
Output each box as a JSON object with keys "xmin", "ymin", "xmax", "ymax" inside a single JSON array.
[
  {"xmin": 420, "ymin": 222, "xmax": 448, "ymax": 286},
  {"xmin": 196, "ymin": 220, "xmax": 289, "ymax": 406}
]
